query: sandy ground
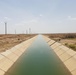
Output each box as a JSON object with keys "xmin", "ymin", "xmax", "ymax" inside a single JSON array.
[
  {"xmin": 0, "ymin": 34, "xmax": 36, "ymax": 53},
  {"xmin": 44, "ymin": 34, "xmax": 76, "ymax": 51},
  {"xmin": 60, "ymin": 38, "xmax": 76, "ymax": 51},
  {"xmin": 60, "ymin": 38, "xmax": 76, "ymax": 45}
]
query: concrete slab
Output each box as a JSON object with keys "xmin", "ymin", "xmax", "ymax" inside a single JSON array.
[
  {"xmin": 43, "ymin": 36, "xmax": 50, "ymax": 42},
  {"xmin": 44, "ymin": 36, "xmax": 76, "ymax": 75},
  {"xmin": 56, "ymin": 49, "xmax": 65, "ymax": 56},
  {"xmin": 59, "ymin": 45, "xmax": 69, "ymax": 52},
  {"xmin": 51, "ymin": 42, "xmax": 61, "ymax": 49},
  {"xmin": 53, "ymin": 47, "xmax": 61, "ymax": 52},
  {"xmin": 74, "ymin": 54, "xmax": 76, "ymax": 59},
  {"xmin": 0, "ymin": 69, "xmax": 5, "ymax": 75},
  {"xmin": 0, "ymin": 54, "xmax": 5, "ymax": 60},
  {"xmin": 0, "ymin": 36, "xmax": 37, "ymax": 75},
  {"xmin": 0, "ymin": 55, "xmax": 13, "ymax": 71},
  {"xmin": 64, "ymin": 57, "xmax": 76, "ymax": 72},
  {"xmin": 1, "ymin": 50, "xmax": 19, "ymax": 62},
  {"xmin": 59, "ymin": 52, "xmax": 71, "ymax": 62},
  {"xmin": 66, "ymin": 49, "xmax": 76, "ymax": 56},
  {"xmin": 71, "ymin": 69, "xmax": 76, "ymax": 75}
]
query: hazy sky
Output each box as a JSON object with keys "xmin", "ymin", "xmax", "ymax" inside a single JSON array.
[{"xmin": 0, "ymin": 0, "xmax": 76, "ymax": 34}]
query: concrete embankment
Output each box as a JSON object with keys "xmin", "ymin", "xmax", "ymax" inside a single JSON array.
[
  {"xmin": 0, "ymin": 36, "xmax": 37, "ymax": 75},
  {"xmin": 43, "ymin": 36, "xmax": 76, "ymax": 75}
]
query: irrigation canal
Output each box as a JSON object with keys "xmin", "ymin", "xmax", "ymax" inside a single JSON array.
[{"xmin": 5, "ymin": 35, "xmax": 71, "ymax": 75}]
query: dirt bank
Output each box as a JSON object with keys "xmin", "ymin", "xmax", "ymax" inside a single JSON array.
[{"xmin": 0, "ymin": 34, "xmax": 36, "ymax": 53}]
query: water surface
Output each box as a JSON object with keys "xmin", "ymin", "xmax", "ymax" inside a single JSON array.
[{"xmin": 5, "ymin": 35, "xmax": 71, "ymax": 75}]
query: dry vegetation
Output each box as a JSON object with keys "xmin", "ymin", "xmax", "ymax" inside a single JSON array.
[
  {"xmin": 0, "ymin": 34, "xmax": 36, "ymax": 53},
  {"xmin": 44, "ymin": 33, "xmax": 76, "ymax": 51}
]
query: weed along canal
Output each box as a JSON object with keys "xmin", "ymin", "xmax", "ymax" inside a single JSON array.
[{"xmin": 5, "ymin": 35, "xmax": 71, "ymax": 75}]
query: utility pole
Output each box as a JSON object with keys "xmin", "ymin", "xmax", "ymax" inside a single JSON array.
[
  {"xmin": 5, "ymin": 22, "xmax": 7, "ymax": 34},
  {"xmin": 22, "ymin": 31, "xmax": 24, "ymax": 34},
  {"xmin": 29, "ymin": 28, "xmax": 31, "ymax": 34},
  {"xmin": 15, "ymin": 30, "xmax": 16, "ymax": 34},
  {"xmin": 26, "ymin": 30, "xmax": 28, "ymax": 34}
]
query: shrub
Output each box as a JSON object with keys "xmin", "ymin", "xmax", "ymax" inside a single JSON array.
[
  {"xmin": 65, "ymin": 43, "xmax": 68, "ymax": 46},
  {"xmin": 69, "ymin": 44, "xmax": 76, "ymax": 51}
]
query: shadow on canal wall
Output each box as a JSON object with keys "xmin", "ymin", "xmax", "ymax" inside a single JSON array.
[
  {"xmin": 0, "ymin": 36, "xmax": 37, "ymax": 75},
  {"xmin": 43, "ymin": 36, "xmax": 76, "ymax": 75}
]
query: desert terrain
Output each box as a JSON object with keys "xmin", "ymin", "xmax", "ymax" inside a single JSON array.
[
  {"xmin": 0, "ymin": 34, "xmax": 36, "ymax": 53},
  {"xmin": 44, "ymin": 33, "xmax": 76, "ymax": 51}
]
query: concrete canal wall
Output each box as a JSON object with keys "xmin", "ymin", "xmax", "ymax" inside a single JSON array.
[
  {"xmin": 43, "ymin": 36, "xmax": 76, "ymax": 75},
  {"xmin": 0, "ymin": 36, "xmax": 37, "ymax": 75}
]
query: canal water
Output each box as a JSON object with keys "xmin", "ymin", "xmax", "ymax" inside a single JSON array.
[{"xmin": 5, "ymin": 35, "xmax": 71, "ymax": 75}]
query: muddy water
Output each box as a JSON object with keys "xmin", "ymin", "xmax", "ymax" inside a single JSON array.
[{"xmin": 5, "ymin": 35, "xmax": 71, "ymax": 75}]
